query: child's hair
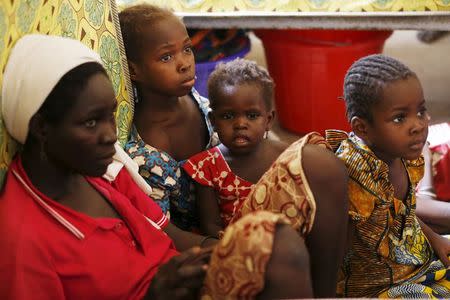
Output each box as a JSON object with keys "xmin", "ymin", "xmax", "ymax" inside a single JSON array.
[
  {"xmin": 119, "ymin": 4, "xmax": 176, "ymax": 62},
  {"xmin": 208, "ymin": 58, "xmax": 274, "ymax": 110},
  {"xmin": 343, "ymin": 54, "xmax": 416, "ymax": 123}
]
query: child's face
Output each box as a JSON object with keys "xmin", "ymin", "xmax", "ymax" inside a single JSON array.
[
  {"xmin": 210, "ymin": 83, "xmax": 274, "ymax": 155},
  {"xmin": 131, "ymin": 16, "xmax": 195, "ymax": 97},
  {"xmin": 363, "ymin": 76, "xmax": 429, "ymax": 162}
]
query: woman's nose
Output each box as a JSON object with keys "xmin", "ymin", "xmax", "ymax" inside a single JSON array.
[{"xmin": 100, "ymin": 121, "xmax": 117, "ymax": 144}]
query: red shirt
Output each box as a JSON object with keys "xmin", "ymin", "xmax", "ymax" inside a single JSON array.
[{"xmin": 0, "ymin": 157, "xmax": 179, "ymax": 300}]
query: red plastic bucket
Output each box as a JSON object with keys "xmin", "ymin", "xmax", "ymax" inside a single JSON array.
[{"xmin": 255, "ymin": 29, "xmax": 392, "ymax": 134}]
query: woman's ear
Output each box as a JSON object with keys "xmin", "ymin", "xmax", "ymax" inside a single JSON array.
[
  {"xmin": 265, "ymin": 109, "xmax": 275, "ymax": 131},
  {"xmin": 351, "ymin": 116, "xmax": 369, "ymax": 139},
  {"xmin": 28, "ymin": 113, "xmax": 48, "ymax": 143},
  {"xmin": 128, "ymin": 61, "xmax": 139, "ymax": 82}
]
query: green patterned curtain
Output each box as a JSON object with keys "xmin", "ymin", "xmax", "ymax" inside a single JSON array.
[{"xmin": 117, "ymin": 0, "xmax": 450, "ymax": 12}]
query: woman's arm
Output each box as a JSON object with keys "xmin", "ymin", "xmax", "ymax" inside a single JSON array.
[
  {"xmin": 196, "ymin": 183, "xmax": 223, "ymax": 237},
  {"xmin": 164, "ymin": 223, "xmax": 218, "ymax": 251}
]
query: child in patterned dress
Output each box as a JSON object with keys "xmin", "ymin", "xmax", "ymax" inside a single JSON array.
[
  {"xmin": 183, "ymin": 58, "xmax": 287, "ymax": 236},
  {"xmin": 119, "ymin": 4, "xmax": 219, "ymax": 231},
  {"xmin": 327, "ymin": 54, "xmax": 450, "ymax": 298}
]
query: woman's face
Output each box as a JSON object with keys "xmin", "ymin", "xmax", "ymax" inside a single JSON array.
[{"xmin": 44, "ymin": 73, "xmax": 118, "ymax": 177}]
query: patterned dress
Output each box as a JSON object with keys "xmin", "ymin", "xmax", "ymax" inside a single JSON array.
[
  {"xmin": 326, "ymin": 129, "xmax": 450, "ymax": 299},
  {"xmin": 202, "ymin": 132, "xmax": 328, "ymax": 299},
  {"xmin": 125, "ymin": 89, "xmax": 218, "ymax": 231},
  {"xmin": 183, "ymin": 146, "xmax": 253, "ymax": 227}
]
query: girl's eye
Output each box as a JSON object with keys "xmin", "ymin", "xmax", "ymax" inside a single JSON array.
[
  {"xmin": 85, "ymin": 120, "xmax": 97, "ymax": 128},
  {"xmin": 393, "ymin": 115, "xmax": 405, "ymax": 123},
  {"xmin": 247, "ymin": 112, "xmax": 260, "ymax": 120},
  {"xmin": 184, "ymin": 46, "xmax": 193, "ymax": 54},
  {"xmin": 417, "ymin": 108, "xmax": 429, "ymax": 119},
  {"xmin": 221, "ymin": 112, "xmax": 233, "ymax": 120},
  {"xmin": 160, "ymin": 54, "xmax": 172, "ymax": 62}
]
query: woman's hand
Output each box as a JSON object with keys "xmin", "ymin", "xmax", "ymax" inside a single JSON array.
[{"xmin": 145, "ymin": 246, "xmax": 213, "ymax": 300}]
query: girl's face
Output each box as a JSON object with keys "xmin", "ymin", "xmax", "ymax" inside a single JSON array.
[
  {"xmin": 130, "ymin": 16, "xmax": 195, "ymax": 97},
  {"xmin": 210, "ymin": 83, "xmax": 274, "ymax": 155},
  {"xmin": 44, "ymin": 73, "xmax": 118, "ymax": 177},
  {"xmin": 362, "ymin": 76, "xmax": 429, "ymax": 163}
]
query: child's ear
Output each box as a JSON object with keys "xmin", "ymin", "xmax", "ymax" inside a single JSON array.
[
  {"xmin": 351, "ymin": 116, "xmax": 369, "ymax": 139},
  {"xmin": 128, "ymin": 61, "xmax": 139, "ymax": 82},
  {"xmin": 265, "ymin": 109, "xmax": 275, "ymax": 131}
]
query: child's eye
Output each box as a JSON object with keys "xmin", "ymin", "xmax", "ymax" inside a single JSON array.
[
  {"xmin": 393, "ymin": 115, "xmax": 405, "ymax": 123},
  {"xmin": 183, "ymin": 46, "xmax": 193, "ymax": 54},
  {"xmin": 85, "ymin": 120, "xmax": 97, "ymax": 128},
  {"xmin": 247, "ymin": 112, "xmax": 260, "ymax": 120},
  {"xmin": 160, "ymin": 54, "xmax": 172, "ymax": 62},
  {"xmin": 417, "ymin": 108, "xmax": 429, "ymax": 119},
  {"xmin": 221, "ymin": 112, "xmax": 233, "ymax": 120}
]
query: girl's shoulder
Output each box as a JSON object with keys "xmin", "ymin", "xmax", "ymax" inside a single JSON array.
[{"xmin": 265, "ymin": 139, "xmax": 289, "ymax": 158}]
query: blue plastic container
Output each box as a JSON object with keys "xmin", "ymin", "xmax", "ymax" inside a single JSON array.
[{"xmin": 194, "ymin": 43, "xmax": 251, "ymax": 98}]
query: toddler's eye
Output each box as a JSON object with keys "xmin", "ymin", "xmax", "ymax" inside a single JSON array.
[
  {"xmin": 221, "ymin": 112, "xmax": 233, "ymax": 120},
  {"xmin": 85, "ymin": 120, "xmax": 97, "ymax": 128},
  {"xmin": 160, "ymin": 54, "xmax": 172, "ymax": 62},
  {"xmin": 247, "ymin": 112, "xmax": 260, "ymax": 120}
]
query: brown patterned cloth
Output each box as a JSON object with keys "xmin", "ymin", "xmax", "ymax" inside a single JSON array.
[
  {"xmin": 201, "ymin": 211, "xmax": 290, "ymax": 299},
  {"xmin": 232, "ymin": 132, "xmax": 331, "ymax": 236},
  {"xmin": 201, "ymin": 132, "xmax": 329, "ymax": 299}
]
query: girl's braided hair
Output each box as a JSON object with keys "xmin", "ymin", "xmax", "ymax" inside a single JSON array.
[{"xmin": 343, "ymin": 54, "xmax": 415, "ymax": 123}]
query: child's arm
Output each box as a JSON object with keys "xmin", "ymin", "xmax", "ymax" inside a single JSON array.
[
  {"xmin": 196, "ymin": 183, "xmax": 224, "ymax": 237},
  {"xmin": 417, "ymin": 217, "xmax": 450, "ymax": 267},
  {"xmin": 416, "ymin": 143, "xmax": 450, "ymax": 233}
]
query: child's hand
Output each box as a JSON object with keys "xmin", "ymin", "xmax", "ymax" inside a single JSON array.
[
  {"xmin": 145, "ymin": 246, "xmax": 213, "ymax": 299},
  {"xmin": 428, "ymin": 234, "xmax": 450, "ymax": 267}
]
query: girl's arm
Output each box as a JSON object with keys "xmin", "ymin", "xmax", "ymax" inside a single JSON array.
[
  {"xmin": 417, "ymin": 217, "xmax": 450, "ymax": 267},
  {"xmin": 416, "ymin": 143, "xmax": 450, "ymax": 234},
  {"xmin": 196, "ymin": 183, "xmax": 224, "ymax": 237},
  {"xmin": 416, "ymin": 197, "xmax": 450, "ymax": 234}
]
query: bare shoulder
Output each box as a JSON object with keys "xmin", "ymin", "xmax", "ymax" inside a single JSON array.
[
  {"xmin": 267, "ymin": 139, "xmax": 289, "ymax": 156},
  {"xmin": 302, "ymin": 144, "xmax": 348, "ymax": 184}
]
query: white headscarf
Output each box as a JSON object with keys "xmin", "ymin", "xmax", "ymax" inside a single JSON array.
[
  {"xmin": 2, "ymin": 34, "xmax": 102, "ymax": 144},
  {"xmin": 1, "ymin": 34, "xmax": 152, "ymax": 195}
]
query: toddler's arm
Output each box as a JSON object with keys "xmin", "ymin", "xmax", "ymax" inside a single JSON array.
[{"xmin": 196, "ymin": 183, "xmax": 223, "ymax": 237}]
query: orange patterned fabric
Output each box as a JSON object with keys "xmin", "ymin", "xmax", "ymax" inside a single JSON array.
[
  {"xmin": 232, "ymin": 132, "xmax": 331, "ymax": 236},
  {"xmin": 326, "ymin": 130, "xmax": 433, "ymax": 298},
  {"xmin": 201, "ymin": 211, "xmax": 290, "ymax": 299}
]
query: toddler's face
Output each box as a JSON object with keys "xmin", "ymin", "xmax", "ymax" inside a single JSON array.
[
  {"xmin": 364, "ymin": 76, "xmax": 429, "ymax": 162},
  {"xmin": 210, "ymin": 83, "xmax": 273, "ymax": 155},
  {"xmin": 131, "ymin": 16, "xmax": 195, "ymax": 97}
]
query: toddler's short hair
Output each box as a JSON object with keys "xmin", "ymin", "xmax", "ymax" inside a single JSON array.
[{"xmin": 208, "ymin": 58, "xmax": 274, "ymax": 110}]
